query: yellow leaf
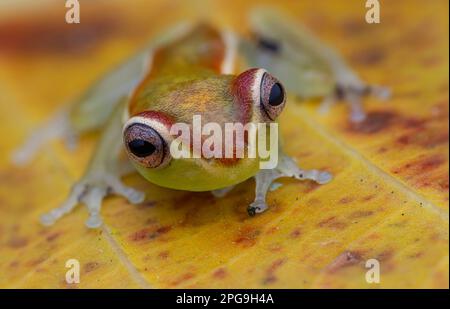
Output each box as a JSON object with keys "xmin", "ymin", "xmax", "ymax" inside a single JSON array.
[{"xmin": 0, "ymin": 0, "xmax": 448, "ymax": 288}]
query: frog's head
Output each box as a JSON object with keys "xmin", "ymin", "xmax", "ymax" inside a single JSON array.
[{"xmin": 122, "ymin": 68, "xmax": 286, "ymax": 191}]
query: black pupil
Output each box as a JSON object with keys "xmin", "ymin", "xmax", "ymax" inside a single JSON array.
[
  {"xmin": 268, "ymin": 83, "xmax": 284, "ymax": 106},
  {"xmin": 128, "ymin": 139, "xmax": 156, "ymax": 157}
]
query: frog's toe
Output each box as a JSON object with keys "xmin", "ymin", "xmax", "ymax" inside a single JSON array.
[
  {"xmin": 247, "ymin": 200, "xmax": 268, "ymax": 216},
  {"xmin": 370, "ymin": 85, "xmax": 391, "ymax": 101},
  {"xmin": 40, "ymin": 183, "xmax": 86, "ymax": 226},
  {"xmin": 106, "ymin": 176, "xmax": 145, "ymax": 204},
  {"xmin": 81, "ymin": 186, "xmax": 107, "ymax": 228},
  {"xmin": 317, "ymin": 171, "xmax": 333, "ymax": 184},
  {"xmin": 85, "ymin": 214, "xmax": 103, "ymax": 229},
  {"xmin": 40, "ymin": 174, "xmax": 145, "ymax": 228},
  {"xmin": 350, "ymin": 108, "xmax": 366, "ymax": 123},
  {"xmin": 126, "ymin": 189, "xmax": 146, "ymax": 204}
]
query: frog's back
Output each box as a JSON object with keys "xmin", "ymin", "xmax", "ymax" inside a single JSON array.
[
  {"xmin": 128, "ymin": 24, "xmax": 233, "ymax": 116},
  {"xmin": 127, "ymin": 23, "xmax": 247, "ymax": 136}
]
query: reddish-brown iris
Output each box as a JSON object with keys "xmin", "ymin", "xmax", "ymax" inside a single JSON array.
[
  {"xmin": 259, "ymin": 72, "xmax": 286, "ymax": 120},
  {"xmin": 123, "ymin": 123, "xmax": 168, "ymax": 168}
]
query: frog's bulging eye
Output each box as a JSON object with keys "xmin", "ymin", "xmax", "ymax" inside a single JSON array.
[
  {"xmin": 260, "ymin": 72, "xmax": 286, "ymax": 120},
  {"xmin": 128, "ymin": 139, "xmax": 156, "ymax": 158},
  {"xmin": 124, "ymin": 123, "xmax": 169, "ymax": 168}
]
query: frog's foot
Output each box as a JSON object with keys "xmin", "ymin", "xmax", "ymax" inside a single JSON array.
[
  {"xmin": 211, "ymin": 185, "xmax": 235, "ymax": 198},
  {"xmin": 247, "ymin": 155, "xmax": 332, "ymax": 216},
  {"xmin": 40, "ymin": 173, "xmax": 145, "ymax": 228},
  {"xmin": 277, "ymin": 154, "xmax": 332, "ymax": 184},
  {"xmin": 319, "ymin": 82, "xmax": 391, "ymax": 123},
  {"xmin": 11, "ymin": 108, "xmax": 78, "ymax": 166},
  {"xmin": 334, "ymin": 81, "xmax": 391, "ymax": 123}
]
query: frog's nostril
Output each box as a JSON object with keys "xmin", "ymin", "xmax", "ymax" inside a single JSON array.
[{"xmin": 128, "ymin": 139, "xmax": 156, "ymax": 158}]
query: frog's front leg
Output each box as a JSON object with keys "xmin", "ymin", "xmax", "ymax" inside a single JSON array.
[
  {"xmin": 247, "ymin": 153, "xmax": 332, "ymax": 216},
  {"xmin": 41, "ymin": 100, "xmax": 144, "ymax": 228}
]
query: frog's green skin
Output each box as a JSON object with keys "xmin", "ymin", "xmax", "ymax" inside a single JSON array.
[{"xmin": 12, "ymin": 8, "xmax": 387, "ymax": 228}]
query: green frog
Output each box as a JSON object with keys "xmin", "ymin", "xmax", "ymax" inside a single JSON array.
[{"xmin": 12, "ymin": 8, "xmax": 388, "ymax": 228}]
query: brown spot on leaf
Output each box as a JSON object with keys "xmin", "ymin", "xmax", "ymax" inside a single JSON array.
[
  {"xmin": 376, "ymin": 249, "xmax": 394, "ymax": 262},
  {"xmin": 391, "ymin": 102, "xmax": 449, "ymax": 150},
  {"xmin": 263, "ymin": 258, "xmax": 287, "ymax": 285},
  {"xmin": 339, "ymin": 196, "xmax": 354, "ymax": 204},
  {"xmin": 397, "ymin": 129, "xmax": 448, "ymax": 149},
  {"xmin": 27, "ymin": 257, "xmax": 47, "ymax": 267},
  {"xmin": 400, "ymin": 21, "xmax": 437, "ymax": 50},
  {"xmin": 0, "ymin": 8, "xmax": 123, "ymax": 55},
  {"xmin": 154, "ymin": 226, "xmax": 172, "ymax": 236},
  {"xmin": 348, "ymin": 210, "xmax": 374, "ymax": 219},
  {"xmin": 233, "ymin": 226, "xmax": 260, "ymax": 248},
  {"xmin": 327, "ymin": 251, "xmax": 362, "ymax": 273},
  {"xmin": 46, "ymin": 232, "xmax": 61, "ymax": 242},
  {"xmin": 213, "ymin": 268, "xmax": 227, "ymax": 279},
  {"xmin": 8, "ymin": 236, "xmax": 28, "ymax": 248},
  {"xmin": 129, "ymin": 225, "xmax": 172, "ymax": 242},
  {"xmin": 158, "ymin": 251, "xmax": 169, "ymax": 259},
  {"xmin": 341, "ymin": 19, "xmax": 365, "ymax": 35},
  {"xmin": 9, "ymin": 261, "xmax": 19, "ymax": 268},
  {"xmin": 289, "ymin": 228, "xmax": 301, "ymax": 239},
  {"xmin": 144, "ymin": 201, "xmax": 157, "ymax": 207},
  {"xmin": 393, "ymin": 154, "xmax": 445, "ymax": 174},
  {"xmin": 84, "ymin": 262, "xmax": 100, "ymax": 273},
  {"xmin": 170, "ymin": 272, "xmax": 196, "ymax": 287},
  {"xmin": 267, "ymin": 258, "xmax": 287, "ymax": 273},
  {"xmin": 377, "ymin": 146, "xmax": 388, "ymax": 153},
  {"xmin": 130, "ymin": 228, "xmax": 150, "ymax": 241},
  {"xmin": 262, "ymin": 275, "xmax": 277, "ymax": 285},
  {"xmin": 419, "ymin": 155, "xmax": 445, "ymax": 171},
  {"xmin": 348, "ymin": 111, "xmax": 396, "ymax": 134},
  {"xmin": 362, "ymin": 194, "xmax": 376, "ymax": 202},
  {"xmin": 408, "ymin": 252, "xmax": 424, "ymax": 259},
  {"xmin": 317, "ymin": 216, "xmax": 347, "ymax": 230},
  {"xmin": 421, "ymin": 55, "xmax": 441, "ymax": 67},
  {"xmin": 351, "ymin": 47, "xmax": 385, "ymax": 65}
]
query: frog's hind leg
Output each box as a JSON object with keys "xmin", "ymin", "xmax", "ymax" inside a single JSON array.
[
  {"xmin": 333, "ymin": 81, "xmax": 391, "ymax": 123},
  {"xmin": 12, "ymin": 22, "xmax": 196, "ymax": 166},
  {"xmin": 248, "ymin": 154, "xmax": 332, "ymax": 216},
  {"xmin": 11, "ymin": 107, "xmax": 77, "ymax": 166},
  {"xmin": 244, "ymin": 7, "xmax": 390, "ymax": 123},
  {"xmin": 11, "ymin": 50, "xmax": 149, "ymax": 166},
  {"xmin": 40, "ymin": 100, "xmax": 145, "ymax": 228}
]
